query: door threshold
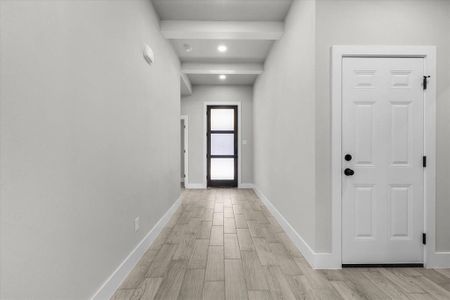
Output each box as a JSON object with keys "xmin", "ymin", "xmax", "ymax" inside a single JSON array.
[{"xmin": 342, "ymin": 263, "xmax": 424, "ymax": 268}]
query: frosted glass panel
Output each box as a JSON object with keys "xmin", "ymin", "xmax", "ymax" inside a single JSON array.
[
  {"xmin": 211, "ymin": 134, "xmax": 234, "ymax": 155},
  {"xmin": 211, "ymin": 109, "xmax": 234, "ymax": 131},
  {"xmin": 211, "ymin": 158, "xmax": 234, "ymax": 180}
]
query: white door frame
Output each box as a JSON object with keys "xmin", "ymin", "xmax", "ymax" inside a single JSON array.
[
  {"xmin": 331, "ymin": 46, "xmax": 439, "ymax": 268},
  {"xmin": 203, "ymin": 102, "xmax": 242, "ymax": 188},
  {"xmin": 181, "ymin": 115, "xmax": 189, "ymax": 186}
]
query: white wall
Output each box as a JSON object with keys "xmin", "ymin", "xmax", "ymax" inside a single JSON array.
[
  {"xmin": 0, "ymin": 0, "xmax": 181, "ymax": 298},
  {"xmin": 253, "ymin": 0, "xmax": 317, "ymax": 248},
  {"xmin": 181, "ymin": 85, "xmax": 254, "ymax": 186},
  {"xmin": 315, "ymin": 0, "xmax": 450, "ymax": 252}
]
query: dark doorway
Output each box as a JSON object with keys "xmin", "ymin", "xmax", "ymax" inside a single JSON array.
[{"xmin": 207, "ymin": 105, "xmax": 238, "ymax": 187}]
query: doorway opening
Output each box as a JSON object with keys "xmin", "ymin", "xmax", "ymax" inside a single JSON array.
[{"xmin": 206, "ymin": 105, "xmax": 238, "ymax": 188}]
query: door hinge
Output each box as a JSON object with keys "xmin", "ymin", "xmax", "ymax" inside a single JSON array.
[
  {"xmin": 423, "ymin": 156, "xmax": 427, "ymax": 168},
  {"xmin": 423, "ymin": 233, "xmax": 427, "ymax": 245},
  {"xmin": 423, "ymin": 75, "xmax": 431, "ymax": 90}
]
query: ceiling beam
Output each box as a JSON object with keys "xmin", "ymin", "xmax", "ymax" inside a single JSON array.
[
  {"xmin": 182, "ymin": 63, "xmax": 264, "ymax": 75},
  {"xmin": 161, "ymin": 21, "xmax": 284, "ymax": 40},
  {"xmin": 180, "ymin": 73, "xmax": 192, "ymax": 96}
]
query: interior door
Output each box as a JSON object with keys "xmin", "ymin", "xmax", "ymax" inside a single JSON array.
[
  {"xmin": 342, "ymin": 57, "xmax": 425, "ymax": 265},
  {"xmin": 207, "ymin": 105, "xmax": 238, "ymax": 187}
]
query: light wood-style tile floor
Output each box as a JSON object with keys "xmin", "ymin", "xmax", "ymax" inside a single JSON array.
[{"xmin": 112, "ymin": 189, "xmax": 450, "ymax": 300}]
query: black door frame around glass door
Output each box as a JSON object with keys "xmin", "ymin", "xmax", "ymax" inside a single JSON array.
[{"xmin": 206, "ymin": 105, "xmax": 238, "ymax": 188}]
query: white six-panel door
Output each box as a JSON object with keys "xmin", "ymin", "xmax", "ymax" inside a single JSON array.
[{"xmin": 342, "ymin": 57, "xmax": 425, "ymax": 264}]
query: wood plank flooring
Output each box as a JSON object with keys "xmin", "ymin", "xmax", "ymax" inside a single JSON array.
[{"xmin": 112, "ymin": 189, "xmax": 450, "ymax": 300}]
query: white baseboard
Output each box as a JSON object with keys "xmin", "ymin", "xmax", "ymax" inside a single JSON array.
[
  {"xmin": 427, "ymin": 251, "xmax": 450, "ymax": 268},
  {"xmin": 185, "ymin": 183, "xmax": 206, "ymax": 189},
  {"xmin": 239, "ymin": 183, "xmax": 254, "ymax": 189},
  {"xmin": 253, "ymin": 186, "xmax": 340, "ymax": 269},
  {"xmin": 90, "ymin": 196, "xmax": 182, "ymax": 300},
  {"xmin": 254, "ymin": 185, "xmax": 450, "ymax": 269},
  {"xmin": 253, "ymin": 186, "xmax": 316, "ymax": 268}
]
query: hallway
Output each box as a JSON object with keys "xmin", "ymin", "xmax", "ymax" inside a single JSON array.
[
  {"xmin": 112, "ymin": 189, "xmax": 450, "ymax": 300},
  {"xmin": 2, "ymin": 1, "xmax": 450, "ymax": 298}
]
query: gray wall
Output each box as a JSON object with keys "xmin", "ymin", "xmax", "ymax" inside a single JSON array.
[
  {"xmin": 0, "ymin": 0, "xmax": 181, "ymax": 298},
  {"xmin": 253, "ymin": 0, "xmax": 317, "ymax": 248},
  {"xmin": 181, "ymin": 85, "xmax": 254, "ymax": 186},
  {"xmin": 315, "ymin": 0, "xmax": 450, "ymax": 252}
]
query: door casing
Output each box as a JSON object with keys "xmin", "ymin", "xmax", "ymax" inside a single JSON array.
[{"xmin": 330, "ymin": 46, "xmax": 437, "ymax": 269}]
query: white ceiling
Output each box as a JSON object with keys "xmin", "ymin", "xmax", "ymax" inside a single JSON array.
[
  {"xmin": 152, "ymin": 0, "xmax": 293, "ymax": 22},
  {"xmin": 170, "ymin": 39, "xmax": 274, "ymax": 64},
  {"xmin": 151, "ymin": 0, "xmax": 293, "ymax": 89},
  {"xmin": 189, "ymin": 74, "xmax": 258, "ymax": 86}
]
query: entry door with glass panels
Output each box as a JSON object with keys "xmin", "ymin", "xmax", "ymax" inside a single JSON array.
[{"xmin": 207, "ymin": 105, "xmax": 238, "ymax": 187}]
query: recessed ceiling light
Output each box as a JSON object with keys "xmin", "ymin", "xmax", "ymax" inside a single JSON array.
[
  {"xmin": 183, "ymin": 43, "xmax": 193, "ymax": 52},
  {"xmin": 217, "ymin": 45, "xmax": 228, "ymax": 53},
  {"xmin": 219, "ymin": 74, "xmax": 227, "ymax": 80}
]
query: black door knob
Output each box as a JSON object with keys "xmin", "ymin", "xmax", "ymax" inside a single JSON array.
[
  {"xmin": 345, "ymin": 154, "xmax": 352, "ymax": 161},
  {"xmin": 344, "ymin": 168, "xmax": 355, "ymax": 176}
]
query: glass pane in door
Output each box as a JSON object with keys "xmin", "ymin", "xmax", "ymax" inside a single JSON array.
[
  {"xmin": 210, "ymin": 158, "xmax": 234, "ymax": 180},
  {"xmin": 211, "ymin": 109, "xmax": 234, "ymax": 130},
  {"xmin": 211, "ymin": 134, "xmax": 234, "ymax": 156}
]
